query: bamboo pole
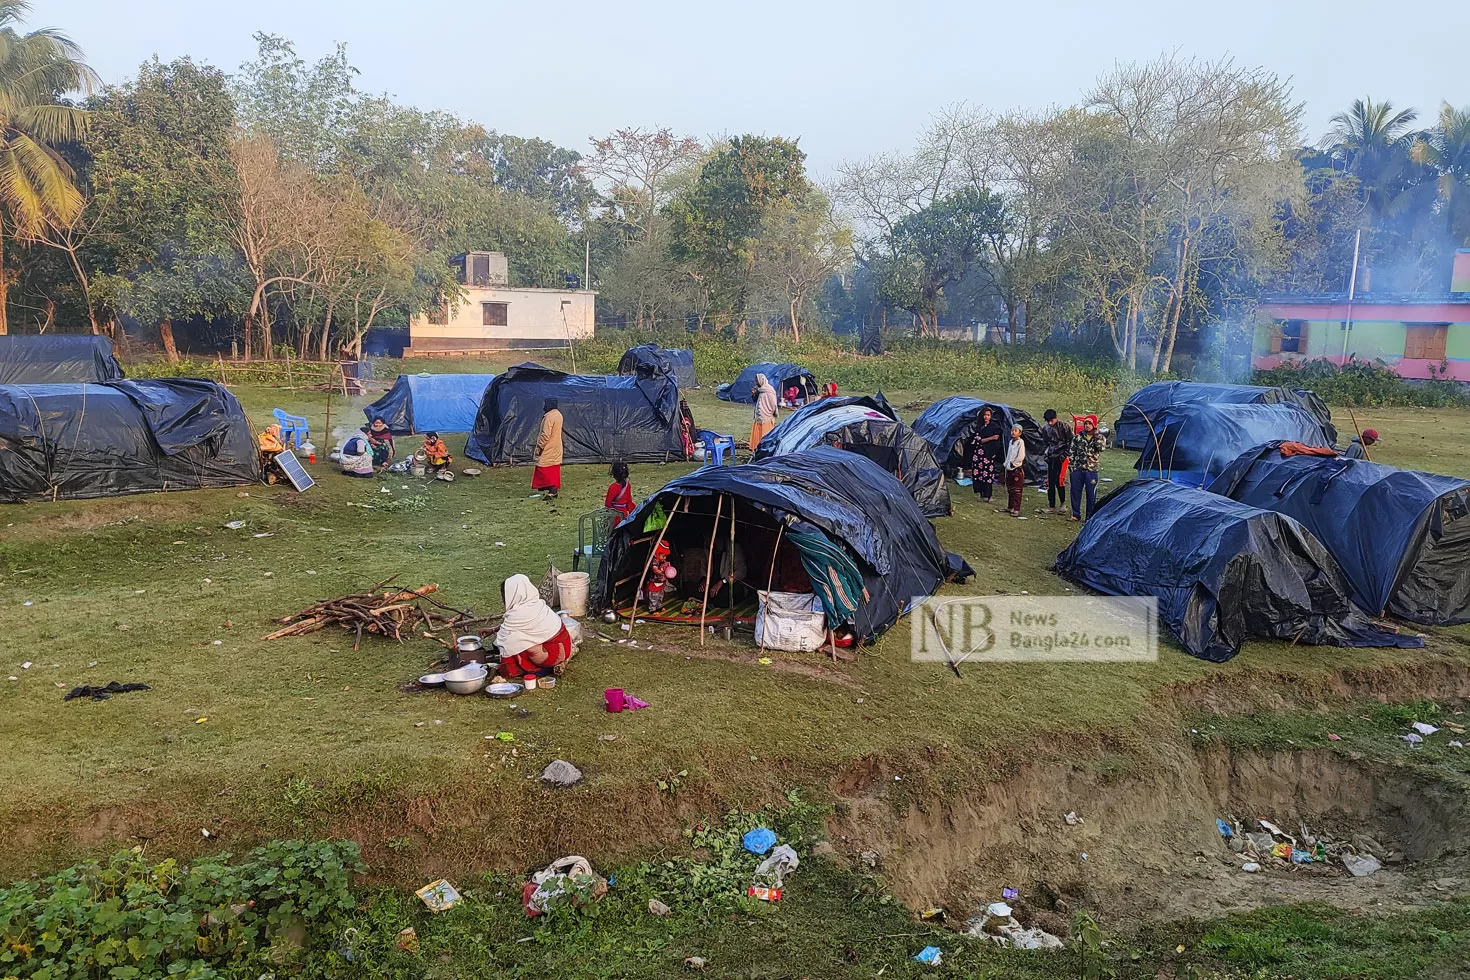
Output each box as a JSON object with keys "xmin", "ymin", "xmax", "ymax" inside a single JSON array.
[
  {"xmin": 626, "ymin": 498, "xmax": 679, "ymax": 640},
  {"xmin": 757, "ymin": 521, "xmax": 787, "ymax": 657},
  {"xmin": 1347, "ymin": 408, "xmax": 1371, "ymax": 462},
  {"xmin": 726, "ymin": 493, "xmax": 737, "ymax": 636},
  {"xmin": 324, "ymin": 369, "xmax": 334, "ymax": 455},
  {"xmin": 698, "ymin": 495, "xmax": 724, "ymax": 646}
]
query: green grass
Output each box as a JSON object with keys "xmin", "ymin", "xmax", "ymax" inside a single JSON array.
[{"xmin": 3, "ymin": 354, "xmax": 1470, "ymax": 885}]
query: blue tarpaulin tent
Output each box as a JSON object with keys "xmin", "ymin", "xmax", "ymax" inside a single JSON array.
[
  {"xmin": 595, "ymin": 447, "xmax": 971, "ymax": 640},
  {"xmin": 465, "ymin": 363, "xmax": 683, "ymax": 465},
  {"xmin": 716, "ymin": 362, "xmax": 817, "ymax": 403},
  {"xmin": 618, "ymin": 345, "xmax": 698, "ymax": 388},
  {"xmin": 1135, "ymin": 402, "xmax": 1336, "ymax": 487},
  {"xmin": 910, "ymin": 396, "xmax": 1047, "ymax": 485},
  {"xmin": 751, "ymin": 394, "xmax": 950, "ymax": 517},
  {"xmin": 1054, "ymin": 479, "xmax": 1423, "ymax": 662},
  {"xmin": 364, "ymin": 374, "xmax": 495, "ymax": 435},
  {"xmin": 1114, "ymin": 381, "xmax": 1335, "ymax": 451},
  {"xmin": 0, "ymin": 335, "xmax": 124, "ymax": 385},
  {"xmin": 1207, "ymin": 444, "xmax": 1470, "ymax": 625}
]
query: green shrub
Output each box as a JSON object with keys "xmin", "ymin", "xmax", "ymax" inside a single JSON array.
[
  {"xmin": 1253, "ymin": 357, "xmax": 1470, "ymax": 408},
  {"xmin": 0, "ymin": 839, "xmax": 365, "ymax": 979}
]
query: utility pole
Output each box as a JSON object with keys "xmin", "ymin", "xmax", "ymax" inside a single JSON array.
[
  {"xmin": 584, "ymin": 238, "xmax": 590, "ymax": 292},
  {"xmin": 1342, "ymin": 228, "xmax": 1361, "ymax": 361}
]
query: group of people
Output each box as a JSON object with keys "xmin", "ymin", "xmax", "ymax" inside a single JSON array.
[
  {"xmin": 337, "ymin": 417, "xmax": 453, "ymax": 478},
  {"xmin": 967, "ymin": 407, "xmax": 1106, "ymax": 521}
]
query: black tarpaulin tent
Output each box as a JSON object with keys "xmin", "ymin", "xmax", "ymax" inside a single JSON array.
[
  {"xmin": 1135, "ymin": 402, "xmax": 1336, "ymax": 487},
  {"xmin": 0, "ymin": 335, "xmax": 124, "ymax": 385},
  {"xmin": 750, "ymin": 393, "xmax": 951, "ymax": 517},
  {"xmin": 464, "ymin": 362, "xmax": 683, "ymax": 465},
  {"xmin": 910, "ymin": 396, "xmax": 1046, "ymax": 484},
  {"xmin": 1054, "ymin": 479, "xmax": 1423, "ymax": 662},
  {"xmin": 1207, "ymin": 444, "xmax": 1470, "ymax": 625},
  {"xmin": 0, "ymin": 379, "xmax": 259, "ymax": 502},
  {"xmin": 1114, "ymin": 381, "xmax": 1335, "ymax": 451},
  {"xmin": 595, "ymin": 447, "xmax": 970, "ymax": 641},
  {"xmin": 618, "ymin": 344, "xmax": 698, "ymax": 388},
  {"xmin": 364, "ymin": 373, "xmax": 496, "ymax": 435},
  {"xmin": 716, "ymin": 362, "xmax": 817, "ymax": 403}
]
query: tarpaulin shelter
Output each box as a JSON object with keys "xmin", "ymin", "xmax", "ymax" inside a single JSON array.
[
  {"xmin": 595, "ymin": 447, "xmax": 970, "ymax": 641},
  {"xmin": 363, "ymin": 373, "xmax": 495, "ymax": 435},
  {"xmin": 1114, "ymin": 381, "xmax": 1335, "ymax": 451},
  {"xmin": 617, "ymin": 344, "xmax": 698, "ymax": 388},
  {"xmin": 750, "ymin": 393, "xmax": 951, "ymax": 517},
  {"xmin": 1054, "ymin": 479, "xmax": 1423, "ymax": 662},
  {"xmin": 1135, "ymin": 402, "xmax": 1336, "ymax": 487},
  {"xmin": 910, "ymin": 396, "xmax": 1046, "ymax": 484},
  {"xmin": 0, "ymin": 379, "xmax": 259, "ymax": 503},
  {"xmin": 0, "ymin": 335, "xmax": 124, "ymax": 385},
  {"xmin": 1207, "ymin": 444, "xmax": 1470, "ymax": 625},
  {"xmin": 465, "ymin": 362, "xmax": 683, "ymax": 465},
  {"xmin": 717, "ymin": 362, "xmax": 817, "ymax": 403}
]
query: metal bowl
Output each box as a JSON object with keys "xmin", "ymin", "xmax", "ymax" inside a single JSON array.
[
  {"xmin": 443, "ymin": 664, "xmax": 488, "ymax": 695},
  {"xmin": 418, "ymin": 673, "xmax": 446, "ymax": 686},
  {"xmin": 486, "ymin": 681, "xmax": 522, "ymax": 699}
]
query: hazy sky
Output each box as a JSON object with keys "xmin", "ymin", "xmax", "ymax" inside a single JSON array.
[{"xmin": 48, "ymin": 0, "xmax": 1470, "ymax": 176}]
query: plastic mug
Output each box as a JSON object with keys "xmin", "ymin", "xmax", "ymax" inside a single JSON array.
[
  {"xmin": 604, "ymin": 688, "xmax": 625, "ymax": 713},
  {"xmin": 523, "ymin": 676, "xmax": 538, "ymax": 691}
]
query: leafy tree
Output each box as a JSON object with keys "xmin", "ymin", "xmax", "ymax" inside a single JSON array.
[
  {"xmin": 1412, "ymin": 103, "xmax": 1470, "ymax": 248},
  {"xmin": 751, "ymin": 191, "xmax": 851, "ymax": 341},
  {"xmin": 667, "ymin": 135, "xmax": 810, "ymax": 324},
  {"xmin": 0, "ymin": 0, "xmax": 96, "ymax": 334},
  {"xmin": 879, "ymin": 187, "xmax": 1003, "ymax": 335}
]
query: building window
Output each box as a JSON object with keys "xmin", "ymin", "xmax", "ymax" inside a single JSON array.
[
  {"xmin": 1404, "ymin": 323, "xmax": 1448, "ymax": 360},
  {"xmin": 471, "ymin": 254, "xmax": 491, "ymax": 286},
  {"xmin": 482, "ymin": 302, "xmax": 508, "ymax": 327},
  {"xmin": 1272, "ymin": 319, "xmax": 1307, "ymax": 354}
]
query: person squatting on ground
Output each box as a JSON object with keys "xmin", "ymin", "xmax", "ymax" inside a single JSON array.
[
  {"xmin": 257, "ymin": 423, "xmax": 286, "ymax": 484},
  {"xmin": 339, "ymin": 427, "xmax": 376, "ymax": 478},
  {"xmin": 966, "ymin": 406, "xmax": 1004, "ymax": 503},
  {"xmin": 421, "ymin": 431, "xmax": 452, "ymax": 474},
  {"xmin": 1004, "ymin": 424, "xmax": 1027, "ymax": 516},
  {"xmin": 366, "ymin": 417, "xmax": 395, "ymax": 474},
  {"xmin": 533, "ymin": 398, "xmax": 564, "ymax": 498},
  {"xmin": 494, "ymin": 574, "xmax": 575, "ymax": 679},
  {"xmin": 1041, "ymin": 409, "xmax": 1072, "ymax": 513},
  {"xmin": 1068, "ymin": 416, "xmax": 1105, "ymax": 522}
]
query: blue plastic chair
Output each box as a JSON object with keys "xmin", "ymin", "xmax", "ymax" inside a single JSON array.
[
  {"xmin": 272, "ymin": 408, "xmax": 309, "ymax": 449},
  {"xmin": 700, "ymin": 431, "xmax": 736, "ymax": 467}
]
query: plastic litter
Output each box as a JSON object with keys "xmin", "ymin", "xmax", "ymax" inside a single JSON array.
[
  {"xmin": 1216, "ymin": 818, "xmax": 1233, "ymax": 837},
  {"xmin": 746, "ymin": 885, "xmax": 782, "ymax": 901},
  {"xmin": 1064, "ymin": 811, "xmax": 1083, "ymax": 825},
  {"xmin": 742, "ymin": 827, "xmax": 777, "ymax": 855},
  {"xmin": 415, "ymin": 879, "xmax": 461, "ymax": 912},
  {"xmin": 1402, "ymin": 733, "xmax": 1424, "ymax": 746},
  {"xmin": 753, "ymin": 845, "xmax": 799, "ymax": 888},
  {"xmin": 913, "ymin": 946, "xmax": 943, "ymax": 966},
  {"xmin": 1341, "ymin": 852, "xmax": 1382, "ymax": 877},
  {"xmin": 395, "ymin": 927, "xmax": 419, "ymax": 953},
  {"xmin": 1002, "ymin": 887, "xmax": 1019, "ymax": 900},
  {"xmin": 223, "ymin": 521, "xmax": 245, "ymax": 530},
  {"xmin": 523, "ymin": 856, "xmax": 607, "ymax": 916},
  {"xmin": 648, "ymin": 899, "xmax": 672, "ymax": 916},
  {"xmin": 1411, "ymin": 722, "xmax": 1439, "ymax": 735},
  {"xmin": 684, "ymin": 956, "xmax": 707, "ymax": 969},
  {"xmin": 1241, "ymin": 862, "xmax": 1261, "ymax": 873}
]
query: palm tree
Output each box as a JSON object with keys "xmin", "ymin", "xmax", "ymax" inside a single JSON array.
[
  {"xmin": 1412, "ymin": 103, "xmax": 1470, "ymax": 245},
  {"xmin": 1324, "ymin": 98, "xmax": 1419, "ymax": 156},
  {"xmin": 0, "ymin": 0, "xmax": 96, "ymax": 333}
]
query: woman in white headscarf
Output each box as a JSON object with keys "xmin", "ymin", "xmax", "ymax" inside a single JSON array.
[
  {"xmin": 749, "ymin": 373, "xmax": 778, "ymax": 450},
  {"xmin": 494, "ymin": 574, "xmax": 574, "ymax": 679}
]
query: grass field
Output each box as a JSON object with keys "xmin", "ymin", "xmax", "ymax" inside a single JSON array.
[{"xmin": 4, "ymin": 353, "xmax": 1470, "ymax": 976}]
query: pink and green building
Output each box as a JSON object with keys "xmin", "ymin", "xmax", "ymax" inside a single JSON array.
[{"xmin": 1255, "ymin": 249, "xmax": 1470, "ymax": 382}]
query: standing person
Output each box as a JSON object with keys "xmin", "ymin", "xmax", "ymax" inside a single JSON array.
[
  {"xmin": 1344, "ymin": 428, "xmax": 1379, "ymax": 460},
  {"xmin": 1041, "ymin": 409, "xmax": 1072, "ymax": 513},
  {"xmin": 605, "ymin": 460, "xmax": 636, "ymax": 520},
  {"xmin": 966, "ymin": 406, "xmax": 1004, "ymax": 502},
  {"xmin": 533, "ymin": 398, "xmax": 564, "ymax": 499},
  {"xmin": 678, "ymin": 398, "xmax": 697, "ymax": 460},
  {"xmin": 366, "ymin": 417, "xmax": 395, "ymax": 474},
  {"xmin": 1067, "ymin": 416, "xmax": 1105, "ymax": 522},
  {"xmin": 1004, "ymin": 424, "xmax": 1027, "ymax": 516},
  {"xmin": 749, "ymin": 373, "xmax": 778, "ymax": 450}
]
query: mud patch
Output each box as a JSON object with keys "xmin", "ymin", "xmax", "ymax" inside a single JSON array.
[{"xmin": 829, "ymin": 743, "xmax": 1470, "ymax": 926}]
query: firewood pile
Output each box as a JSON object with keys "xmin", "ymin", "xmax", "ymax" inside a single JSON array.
[{"xmin": 263, "ymin": 577, "xmax": 499, "ymax": 650}]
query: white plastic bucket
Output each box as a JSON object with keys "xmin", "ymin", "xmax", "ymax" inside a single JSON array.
[{"xmin": 556, "ymin": 572, "xmax": 591, "ymax": 617}]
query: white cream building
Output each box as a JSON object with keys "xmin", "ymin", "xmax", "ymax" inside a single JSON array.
[{"xmin": 408, "ymin": 251, "xmax": 595, "ymax": 354}]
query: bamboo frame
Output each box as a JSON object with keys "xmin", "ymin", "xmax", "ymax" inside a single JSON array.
[
  {"xmin": 698, "ymin": 495, "xmax": 725, "ymax": 645},
  {"xmin": 757, "ymin": 521, "xmax": 787, "ymax": 658},
  {"xmin": 626, "ymin": 498, "xmax": 681, "ymax": 639}
]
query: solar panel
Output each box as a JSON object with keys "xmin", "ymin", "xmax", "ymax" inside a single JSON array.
[{"xmin": 274, "ymin": 449, "xmax": 315, "ymax": 492}]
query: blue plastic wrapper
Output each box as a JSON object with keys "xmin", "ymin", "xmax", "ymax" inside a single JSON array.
[
  {"xmin": 913, "ymin": 946, "xmax": 942, "ymax": 965},
  {"xmin": 1216, "ymin": 819, "xmax": 1233, "ymax": 837},
  {"xmin": 742, "ymin": 827, "xmax": 777, "ymax": 855}
]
